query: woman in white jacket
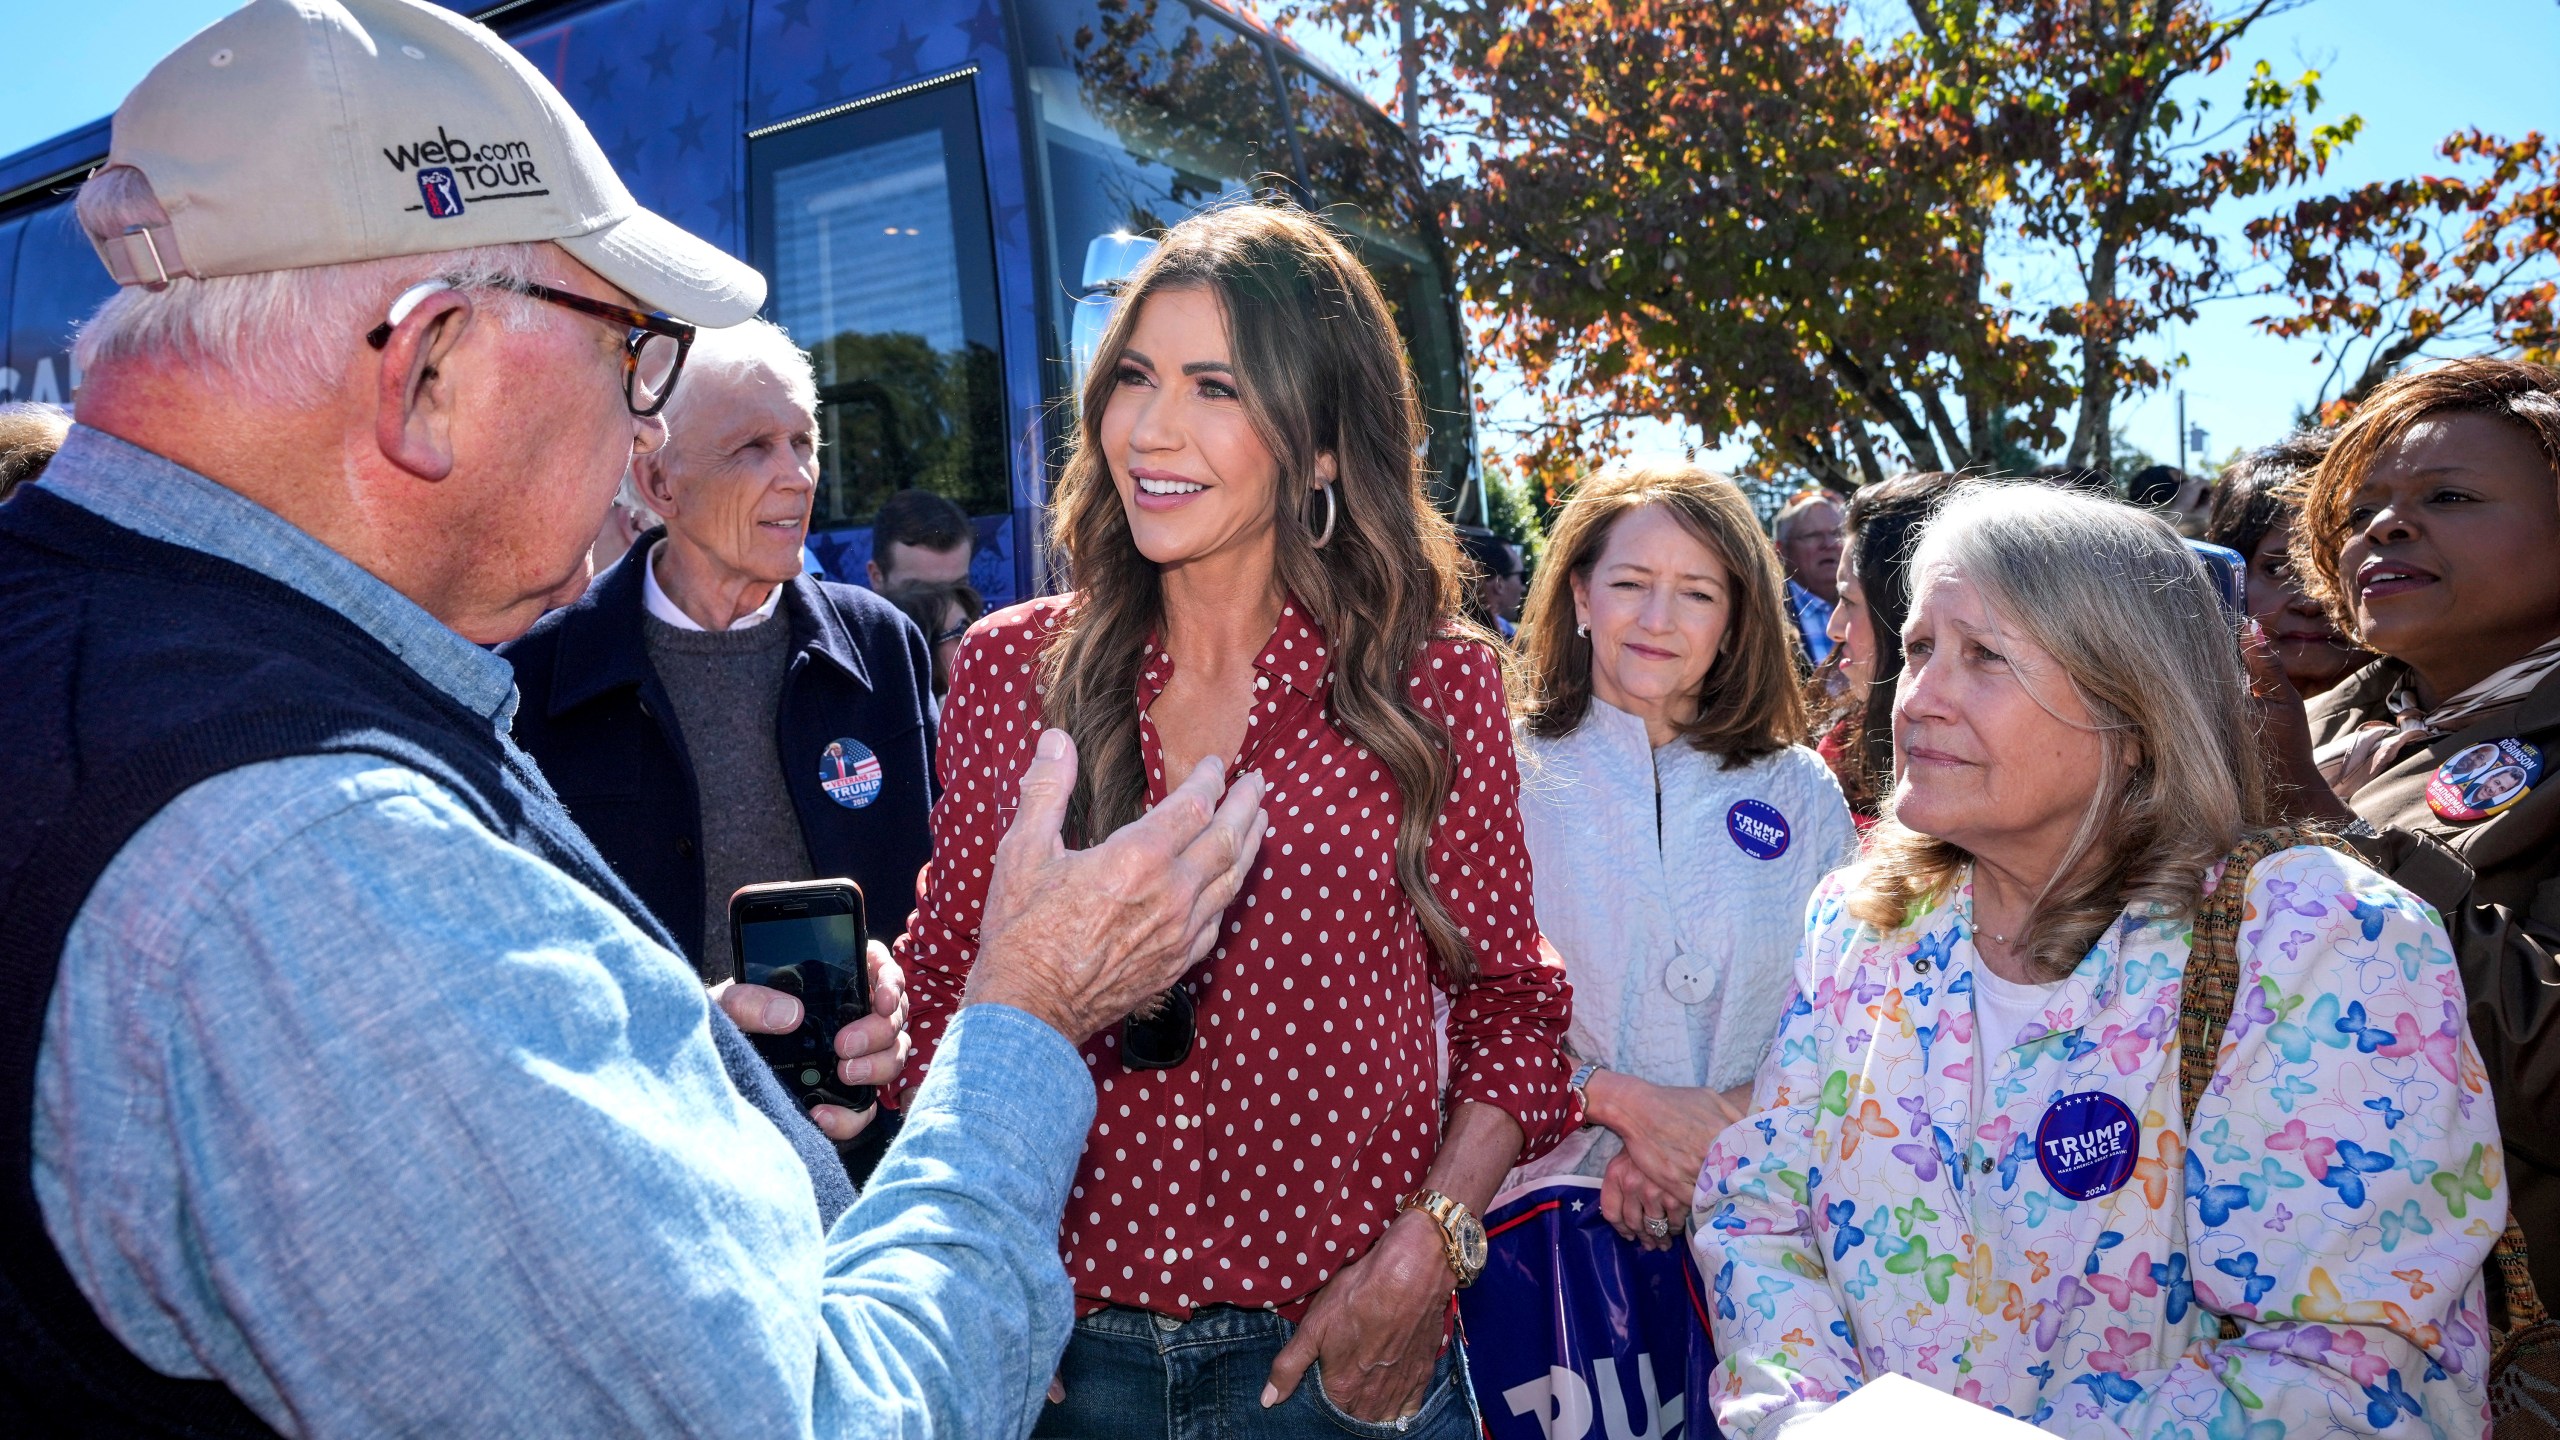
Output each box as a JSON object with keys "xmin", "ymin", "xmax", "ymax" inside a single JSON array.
[{"xmin": 1508, "ymin": 462, "xmax": 1857, "ymax": 1247}]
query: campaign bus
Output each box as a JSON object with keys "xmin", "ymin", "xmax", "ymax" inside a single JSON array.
[{"xmin": 0, "ymin": 0, "xmax": 1476, "ymax": 604}]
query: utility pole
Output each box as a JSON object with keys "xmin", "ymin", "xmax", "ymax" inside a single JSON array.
[
  {"xmin": 1397, "ymin": 3, "xmax": 1421, "ymax": 147},
  {"xmin": 2175, "ymin": 388, "xmax": 2188, "ymax": 473}
]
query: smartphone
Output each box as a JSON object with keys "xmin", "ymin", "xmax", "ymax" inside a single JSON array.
[
  {"xmin": 729, "ymin": 879, "xmax": 874, "ymax": 1114},
  {"xmin": 2184, "ymin": 539, "xmax": 2248, "ymax": 622}
]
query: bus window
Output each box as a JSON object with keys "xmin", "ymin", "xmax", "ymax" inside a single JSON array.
[
  {"xmin": 4, "ymin": 205, "xmax": 102, "ymax": 411},
  {"xmin": 1281, "ymin": 67, "xmax": 1419, "ymax": 236},
  {"xmin": 749, "ymin": 74, "xmax": 1008, "ymax": 541},
  {"xmin": 1019, "ymin": 0, "xmax": 1290, "ymax": 392},
  {"xmin": 0, "ymin": 212, "xmax": 27, "ymax": 402},
  {"xmin": 1280, "ymin": 63, "xmax": 1472, "ymax": 507}
]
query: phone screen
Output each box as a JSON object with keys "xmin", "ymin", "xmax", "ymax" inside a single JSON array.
[
  {"xmin": 739, "ymin": 910, "xmax": 860, "ymax": 998},
  {"xmin": 736, "ymin": 894, "xmax": 872, "ymax": 1112}
]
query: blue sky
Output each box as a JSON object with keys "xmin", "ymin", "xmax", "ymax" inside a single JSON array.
[
  {"xmin": 2106, "ymin": 0, "xmax": 2560, "ymax": 470},
  {"xmin": 9, "ymin": 0, "xmax": 2555, "ymax": 474},
  {"xmin": 3, "ymin": 2, "xmax": 242, "ymax": 160}
]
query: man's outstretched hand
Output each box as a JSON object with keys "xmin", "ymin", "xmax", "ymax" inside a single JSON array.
[{"xmin": 964, "ymin": 727, "xmax": 1267, "ymax": 1045}]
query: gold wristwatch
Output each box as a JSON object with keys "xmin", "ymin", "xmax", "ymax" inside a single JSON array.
[{"xmin": 1397, "ymin": 1189, "xmax": 1487, "ymax": 1288}]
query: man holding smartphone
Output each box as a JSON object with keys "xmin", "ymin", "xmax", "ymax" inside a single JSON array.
[{"xmin": 0, "ymin": 2, "xmax": 1266, "ymax": 1435}]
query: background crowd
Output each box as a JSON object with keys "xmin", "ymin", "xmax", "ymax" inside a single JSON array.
[{"xmin": 3, "ymin": 2, "xmax": 2556, "ymax": 1438}]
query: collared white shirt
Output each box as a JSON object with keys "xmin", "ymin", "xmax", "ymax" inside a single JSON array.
[
  {"xmin": 642, "ymin": 540, "xmax": 783, "ymax": 632},
  {"xmin": 1511, "ymin": 698, "xmax": 1856, "ymax": 1181}
]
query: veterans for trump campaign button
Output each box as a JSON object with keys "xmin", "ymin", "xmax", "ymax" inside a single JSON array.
[
  {"xmin": 2427, "ymin": 738, "xmax": 2541, "ymax": 824},
  {"xmin": 2035, "ymin": 1091, "xmax": 2139, "ymax": 1200},
  {"xmin": 1726, "ymin": 798, "xmax": 1791, "ymax": 860},
  {"xmin": 818, "ymin": 738, "xmax": 882, "ymax": 809}
]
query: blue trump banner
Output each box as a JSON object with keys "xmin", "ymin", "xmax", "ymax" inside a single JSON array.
[{"xmin": 1458, "ymin": 1177, "xmax": 1722, "ymax": 1440}]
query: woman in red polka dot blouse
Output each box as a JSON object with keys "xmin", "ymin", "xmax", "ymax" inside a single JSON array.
[{"xmin": 892, "ymin": 206, "xmax": 1578, "ymax": 1438}]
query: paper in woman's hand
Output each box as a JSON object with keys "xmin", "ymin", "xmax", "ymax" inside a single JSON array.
[{"xmin": 1785, "ymin": 1374, "xmax": 2045, "ymax": 1439}]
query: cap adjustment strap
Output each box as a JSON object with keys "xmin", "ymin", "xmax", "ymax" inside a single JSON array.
[{"xmin": 102, "ymin": 224, "xmax": 190, "ymax": 291}]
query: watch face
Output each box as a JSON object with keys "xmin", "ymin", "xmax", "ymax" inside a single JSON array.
[{"xmin": 1454, "ymin": 1208, "xmax": 1488, "ymax": 1271}]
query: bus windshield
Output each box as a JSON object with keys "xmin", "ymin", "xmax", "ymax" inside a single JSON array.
[{"xmin": 1019, "ymin": 0, "xmax": 1472, "ymax": 503}]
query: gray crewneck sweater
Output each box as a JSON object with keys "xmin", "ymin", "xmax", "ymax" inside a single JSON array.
[{"xmin": 642, "ymin": 608, "xmax": 812, "ymax": 981}]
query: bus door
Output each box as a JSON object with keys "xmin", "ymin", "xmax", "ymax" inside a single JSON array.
[{"xmin": 749, "ymin": 71, "xmax": 1015, "ymax": 604}]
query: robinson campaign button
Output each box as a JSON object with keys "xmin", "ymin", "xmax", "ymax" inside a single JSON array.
[
  {"xmin": 818, "ymin": 737, "xmax": 883, "ymax": 809},
  {"xmin": 2036, "ymin": 1091, "xmax": 2139, "ymax": 1200},
  {"xmin": 1727, "ymin": 799, "xmax": 1791, "ymax": 860},
  {"xmin": 2427, "ymin": 738, "xmax": 2542, "ymax": 824}
]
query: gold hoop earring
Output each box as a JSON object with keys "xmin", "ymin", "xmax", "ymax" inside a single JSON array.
[{"xmin": 1310, "ymin": 482, "xmax": 1338, "ymax": 550}]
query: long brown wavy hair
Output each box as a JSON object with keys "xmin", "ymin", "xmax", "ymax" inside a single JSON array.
[
  {"xmin": 1519, "ymin": 461, "xmax": 1806, "ymax": 766},
  {"xmin": 1036, "ymin": 203, "xmax": 1484, "ymax": 980}
]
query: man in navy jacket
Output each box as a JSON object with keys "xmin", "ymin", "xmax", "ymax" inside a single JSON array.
[{"xmin": 503, "ymin": 321, "xmax": 937, "ymax": 1156}]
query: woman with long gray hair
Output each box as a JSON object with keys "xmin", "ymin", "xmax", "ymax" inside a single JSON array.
[
  {"xmin": 891, "ymin": 204, "xmax": 1576, "ymax": 1438},
  {"xmin": 1694, "ymin": 484, "xmax": 2502, "ymax": 1436}
]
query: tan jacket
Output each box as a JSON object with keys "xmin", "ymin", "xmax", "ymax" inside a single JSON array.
[{"xmin": 2310, "ymin": 658, "xmax": 2560, "ymax": 1301}]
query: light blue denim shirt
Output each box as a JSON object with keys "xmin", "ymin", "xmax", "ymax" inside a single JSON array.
[{"xmin": 33, "ymin": 428, "xmax": 1095, "ymax": 1438}]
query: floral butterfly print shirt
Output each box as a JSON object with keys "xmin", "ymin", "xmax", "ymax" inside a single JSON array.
[{"xmin": 1694, "ymin": 845, "xmax": 2503, "ymax": 1438}]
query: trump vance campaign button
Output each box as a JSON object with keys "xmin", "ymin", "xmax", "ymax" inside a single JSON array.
[
  {"xmin": 818, "ymin": 738, "xmax": 883, "ymax": 810},
  {"xmin": 2036, "ymin": 1091, "xmax": 2139, "ymax": 1200},
  {"xmin": 1726, "ymin": 799, "xmax": 1791, "ymax": 860}
]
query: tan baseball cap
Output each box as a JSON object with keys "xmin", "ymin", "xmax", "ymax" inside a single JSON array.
[{"xmin": 89, "ymin": 0, "xmax": 763, "ymax": 326}]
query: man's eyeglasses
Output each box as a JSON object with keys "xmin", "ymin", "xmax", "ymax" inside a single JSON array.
[{"xmin": 366, "ymin": 278, "xmax": 696, "ymax": 417}]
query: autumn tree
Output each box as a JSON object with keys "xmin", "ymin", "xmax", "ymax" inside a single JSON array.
[
  {"xmin": 1287, "ymin": 0, "xmax": 2354, "ymax": 489},
  {"xmin": 2248, "ymin": 128, "xmax": 2560, "ymax": 418}
]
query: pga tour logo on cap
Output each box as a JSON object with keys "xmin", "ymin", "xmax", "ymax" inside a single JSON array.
[
  {"xmin": 1726, "ymin": 798, "xmax": 1791, "ymax": 860},
  {"xmin": 416, "ymin": 167, "xmax": 464, "ymax": 218}
]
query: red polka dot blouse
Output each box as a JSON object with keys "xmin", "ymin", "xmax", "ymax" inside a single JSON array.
[{"xmin": 894, "ymin": 594, "xmax": 1578, "ymax": 1319}]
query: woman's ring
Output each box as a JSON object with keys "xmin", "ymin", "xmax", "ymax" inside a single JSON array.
[{"xmin": 1644, "ymin": 1215, "xmax": 1672, "ymax": 1239}]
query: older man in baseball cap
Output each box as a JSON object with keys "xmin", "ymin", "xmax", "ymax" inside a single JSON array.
[{"xmin": 0, "ymin": 2, "xmax": 1265, "ymax": 1434}]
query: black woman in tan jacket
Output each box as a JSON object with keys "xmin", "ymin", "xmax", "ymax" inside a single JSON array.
[{"xmin": 2258, "ymin": 357, "xmax": 2560, "ymax": 1304}]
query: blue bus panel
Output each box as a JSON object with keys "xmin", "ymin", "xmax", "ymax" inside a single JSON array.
[{"xmin": 0, "ymin": 0, "xmax": 1471, "ymax": 605}]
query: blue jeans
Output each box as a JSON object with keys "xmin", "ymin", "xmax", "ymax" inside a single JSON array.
[{"xmin": 1034, "ymin": 1304, "xmax": 1483, "ymax": 1440}]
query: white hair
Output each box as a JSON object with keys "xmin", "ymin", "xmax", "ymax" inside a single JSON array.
[
  {"xmin": 1772, "ymin": 488, "xmax": 1844, "ymax": 542},
  {"xmin": 626, "ymin": 317, "xmax": 820, "ymax": 515},
  {"xmin": 72, "ymin": 166, "xmax": 550, "ymax": 410},
  {"xmin": 661, "ymin": 317, "xmax": 819, "ymax": 432}
]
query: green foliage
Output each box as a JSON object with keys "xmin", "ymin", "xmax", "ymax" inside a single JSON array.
[{"xmin": 1480, "ymin": 456, "xmax": 1548, "ymax": 563}]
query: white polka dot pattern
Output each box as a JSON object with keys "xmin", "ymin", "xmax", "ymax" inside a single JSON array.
[{"xmin": 893, "ymin": 595, "xmax": 1579, "ymax": 1319}]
